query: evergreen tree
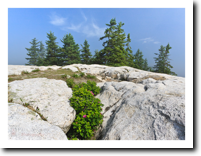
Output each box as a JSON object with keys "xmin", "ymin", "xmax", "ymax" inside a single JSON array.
[
  {"xmin": 59, "ymin": 33, "xmax": 80, "ymax": 65},
  {"xmin": 154, "ymin": 45, "xmax": 165, "ymax": 73},
  {"xmin": 100, "ymin": 19, "xmax": 129, "ymax": 66},
  {"xmin": 111, "ymin": 21, "xmax": 127, "ymax": 66},
  {"xmin": 143, "ymin": 58, "xmax": 149, "ymax": 71},
  {"xmin": 100, "ymin": 18, "xmax": 117, "ymax": 65},
  {"xmin": 90, "ymin": 49, "xmax": 104, "ymax": 64},
  {"xmin": 45, "ymin": 31, "xmax": 59, "ymax": 65},
  {"xmin": 126, "ymin": 33, "xmax": 135, "ymax": 67},
  {"xmin": 133, "ymin": 49, "xmax": 144, "ymax": 69},
  {"xmin": 25, "ymin": 38, "xmax": 39, "ymax": 65},
  {"xmin": 80, "ymin": 40, "xmax": 92, "ymax": 64},
  {"xmin": 154, "ymin": 43, "xmax": 177, "ymax": 75},
  {"xmin": 36, "ymin": 41, "xmax": 46, "ymax": 66}
]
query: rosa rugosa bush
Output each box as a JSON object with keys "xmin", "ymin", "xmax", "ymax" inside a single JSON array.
[{"xmin": 67, "ymin": 81, "xmax": 103, "ymax": 140}]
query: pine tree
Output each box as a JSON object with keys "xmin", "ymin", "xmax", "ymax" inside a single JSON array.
[
  {"xmin": 59, "ymin": 33, "xmax": 80, "ymax": 65},
  {"xmin": 143, "ymin": 58, "xmax": 149, "ymax": 71},
  {"xmin": 154, "ymin": 43, "xmax": 177, "ymax": 75},
  {"xmin": 90, "ymin": 50, "xmax": 104, "ymax": 64},
  {"xmin": 80, "ymin": 40, "xmax": 92, "ymax": 64},
  {"xmin": 126, "ymin": 33, "xmax": 135, "ymax": 67},
  {"xmin": 45, "ymin": 31, "xmax": 59, "ymax": 65},
  {"xmin": 133, "ymin": 49, "xmax": 145, "ymax": 69},
  {"xmin": 36, "ymin": 41, "xmax": 46, "ymax": 66},
  {"xmin": 100, "ymin": 19, "xmax": 128, "ymax": 66},
  {"xmin": 111, "ymin": 21, "xmax": 127, "ymax": 66},
  {"xmin": 25, "ymin": 38, "xmax": 39, "ymax": 65},
  {"xmin": 100, "ymin": 18, "xmax": 117, "ymax": 64}
]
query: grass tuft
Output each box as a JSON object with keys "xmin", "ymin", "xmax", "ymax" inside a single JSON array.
[{"xmin": 32, "ymin": 68, "xmax": 40, "ymax": 72}]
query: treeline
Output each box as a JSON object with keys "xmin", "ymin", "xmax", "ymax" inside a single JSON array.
[{"xmin": 25, "ymin": 18, "xmax": 176, "ymax": 76}]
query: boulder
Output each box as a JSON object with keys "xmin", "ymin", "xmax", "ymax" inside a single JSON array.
[
  {"xmin": 8, "ymin": 103, "xmax": 67, "ymax": 140},
  {"xmin": 8, "ymin": 78, "xmax": 76, "ymax": 133},
  {"xmin": 96, "ymin": 76, "xmax": 185, "ymax": 140}
]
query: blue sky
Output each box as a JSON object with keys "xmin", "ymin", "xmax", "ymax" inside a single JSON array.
[{"xmin": 8, "ymin": 8, "xmax": 185, "ymax": 77}]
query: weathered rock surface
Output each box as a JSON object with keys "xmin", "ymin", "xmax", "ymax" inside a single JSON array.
[
  {"xmin": 8, "ymin": 65, "xmax": 61, "ymax": 75},
  {"xmin": 8, "ymin": 64, "xmax": 185, "ymax": 140},
  {"xmin": 8, "ymin": 103, "xmax": 67, "ymax": 140},
  {"xmin": 8, "ymin": 78, "xmax": 75, "ymax": 133},
  {"xmin": 95, "ymin": 76, "xmax": 185, "ymax": 140}
]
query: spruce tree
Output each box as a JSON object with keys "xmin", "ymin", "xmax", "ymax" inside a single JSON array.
[
  {"xmin": 36, "ymin": 41, "xmax": 46, "ymax": 66},
  {"xmin": 90, "ymin": 50, "xmax": 104, "ymax": 64},
  {"xmin": 59, "ymin": 33, "xmax": 80, "ymax": 65},
  {"xmin": 133, "ymin": 49, "xmax": 145, "ymax": 69},
  {"xmin": 126, "ymin": 33, "xmax": 135, "ymax": 67},
  {"xmin": 111, "ymin": 21, "xmax": 127, "ymax": 66},
  {"xmin": 154, "ymin": 43, "xmax": 177, "ymax": 75},
  {"xmin": 143, "ymin": 58, "xmax": 149, "ymax": 71},
  {"xmin": 80, "ymin": 40, "xmax": 92, "ymax": 64},
  {"xmin": 100, "ymin": 18, "xmax": 117, "ymax": 64},
  {"xmin": 45, "ymin": 31, "xmax": 59, "ymax": 65},
  {"xmin": 25, "ymin": 38, "xmax": 39, "ymax": 65}
]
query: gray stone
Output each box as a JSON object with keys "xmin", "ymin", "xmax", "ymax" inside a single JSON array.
[
  {"xmin": 8, "ymin": 103, "xmax": 68, "ymax": 140},
  {"xmin": 8, "ymin": 78, "xmax": 76, "ymax": 133}
]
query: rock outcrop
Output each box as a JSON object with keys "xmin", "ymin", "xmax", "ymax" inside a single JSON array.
[
  {"xmin": 8, "ymin": 64, "xmax": 185, "ymax": 140},
  {"xmin": 8, "ymin": 78, "xmax": 75, "ymax": 134},
  {"xmin": 8, "ymin": 103, "xmax": 67, "ymax": 140}
]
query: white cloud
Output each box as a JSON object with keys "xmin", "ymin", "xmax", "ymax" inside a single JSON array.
[
  {"xmin": 140, "ymin": 37, "xmax": 159, "ymax": 44},
  {"xmin": 66, "ymin": 23, "xmax": 83, "ymax": 32},
  {"xmin": 153, "ymin": 41, "xmax": 160, "ymax": 44},
  {"xmin": 81, "ymin": 11, "xmax": 87, "ymax": 21},
  {"xmin": 50, "ymin": 14, "xmax": 67, "ymax": 26},
  {"xmin": 82, "ymin": 23, "xmax": 105, "ymax": 37}
]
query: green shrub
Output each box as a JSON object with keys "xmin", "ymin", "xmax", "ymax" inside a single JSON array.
[
  {"xmin": 67, "ymin": 81, "xmax": 103, "ymax": 140},
  {"xmin": 61, "ymin": 74, "xmax": 67, "ymax": 79},
  {"xmin": 66, "ymin": 78, "xmax": 75, "ymax": 88},
  {"xmin": 86, "ymin": 74, "xmax": 96, "ymax": 79},
  {"xmin": 8, "ymin": 77, "xmax": 14, "ymax": 82},
  {"xmin": 80, "ymin": 72, "xmax": 85, "ymax": 77},
  {"xmin": 72, "ymin": 73, "xmax": 80, "ymax": 78},
  {"xmin": 21, "ymin": 70, "xmax": 30, "ymax": 74},
  {"xmin": 73, "ymin": 80, "xmax": 100, "ymax": 96},
  {"xmin": 32, "ymin": 68, "xmax": 40, "ymax": 72}
]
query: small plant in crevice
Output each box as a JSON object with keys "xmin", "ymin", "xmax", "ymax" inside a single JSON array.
[
  {"xmin": 66, "ymin": 78, "xmax": 75, "ymax": 88},
  {"xmin": 21, "ymin": 70, "xmax": 30, "ymax": 75},
  {"xmin": 86, "ymin": 74, "xmax": 96, "ymax": 79},
  {"xmin": 61, "ymin": 73, "xmax": 67, "ymax": 79},
  {"xmin": 32, "ymin": 68, "xmax": 40, "ymax": 72},
  {"xmin": 80, "ymin": 72, "xmax": 85, "ymax": 77},
  {"xmin": 67, "ymin": 80, "xmax": 103, "ymax": 140},
  {"xmin": 72, "ymin": 73, "xmax": 80, "ymax": 78}
]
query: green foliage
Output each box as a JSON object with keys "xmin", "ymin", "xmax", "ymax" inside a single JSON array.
[
  {"xmin": 32, "ymin": 68, "xmax": 40, "ymax": 72},
  {"xmin": 143, "ymin": 58, "xmax": 150, "ymax": 71},
  {"xmin": 72, "ymin": 73, "xmax": 80, "ymax": 78},
  {"xmin": 66, "ymin": 78, "xmax": 75, "ymax": 88},
  {"xmin": 25, "ymin": 38, "xmax": 40, "ymax": 65},
  {"xmin": 59, "ymin": 33, "xmax": 81, "ymax": 65},
  {"xmin": 86, "ymin": 74, "xmax": 96, "ymax": 79},
  {"xmin": 21, "ymin": 70, "xmax": 30, "ymax": 75},
  {"xmin": 45, "ymin": 31, "xmax": 60, "ymax": 65},
  {"xmin": 67, "ymin": 81, "xmax": 103, "ymax": 140},
  {"xmin": 61, "ymin": 74, "xmax": 67, "ymax": 79},
  {"xmin": 80, "ymin": 40, "xmax": 92, "ymax": 64},
  {"xmin": 133, "ymin": 49, "xmax": 145, "ymax": 69},
  {"xmin": 80, "ymin": 72, "xmax": 85, "ymax": 77},
  {"xmin": 154, "ymin": 43, "xmax": 177, "ymax": 75}
]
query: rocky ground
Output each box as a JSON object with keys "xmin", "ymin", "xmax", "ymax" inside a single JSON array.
[{"xmin": 8, "ymin": 64, "xmax": 185, "ymax": 140}]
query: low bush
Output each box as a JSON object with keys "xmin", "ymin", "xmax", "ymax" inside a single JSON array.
[
  {"xmin": 67, "ymin": 81, "xmax": 103, "ymax": 140},
  {"xmin": 80, "ymin": 72, "xmax": 85, "ymax": 77},
  {"xmin": 61, "ymin": 74, "xmax": 67, "ymax": 79},
  {"xmin": 66, "ymin": 78, "xmax": 75, "ymax": 88},
  {"xmin": 21, "ymin": 70, "xmax": 30, "ymax": 74},
  {"xmin": 86, "ymin": 74, "xmax": 96, "ymax": 79},
  {"xmin": 72, "ymin": 73, "xmax": 80, "ymax": 78},
  {"xmin": 32, "ymin": 68, "xmax": 40, "ymax": 72}
]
